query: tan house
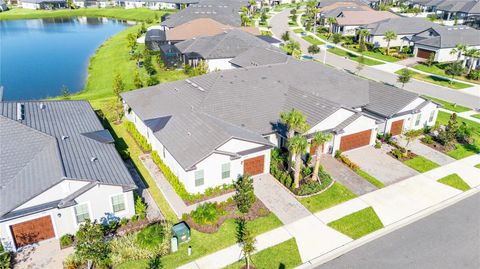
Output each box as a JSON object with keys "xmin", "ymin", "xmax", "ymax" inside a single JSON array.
[{"xmin": 333, "ymin": 11, "xmax": 398, "ymax": 36}]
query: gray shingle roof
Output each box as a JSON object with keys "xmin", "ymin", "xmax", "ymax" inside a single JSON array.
[
  {"xmin": 364, "ymin": 17, "xmax": 436, "ymax": 36},
  {"xmin": 229, "ymin": 47, "xmax": 289, "ymax": 68},
  {"xmin": 413, "ymin": 25, "xmax": 480, "ymax": 48},
  {"xmin": 0, "ymin": 101, "xmax": 136, "ymax": 217},
  {"xmin": 122, "ymin": 60, "xmax": 420, "ymax": 170},
  {"xmin": 174, "ymin": 29, "xmax": 275, "ymax": 59}
]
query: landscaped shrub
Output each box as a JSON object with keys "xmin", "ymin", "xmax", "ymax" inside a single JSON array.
[
  {"xmin": 120, "ymin": 218, "xmax": 128, "ymax": 227},
  {"xmin": 0, "ymin": 251, "xmax": 12, "ymax": 269},
  {"xmin": 125, "ymin": 121, "xmax": 152, "ymax": 152},
  {"xmin": 423, "ymin": 135, "xmax": 434, "ymax": 144},
  {"xmin": 468, "ymin": 70, "xmax": 479, "ymax": 80},
  {"xmin": 134, "ymin": 193, "xmax": 147, "ymax": 220},
  {"xmin": 285, "ymin": 174, "xmax": 293, "ymax": 189},
  {"xmin": 334, "ymin": 150, "xmax": 342, "ymax": 158},
  {"xmin": 63, "ymin": 253, "xmax": 82, "ymax": 269},
  {"xmin": 136, "ymin": 224, "xmax": 165, "ymax": 250},
  {"xmin": 337, "ymin": 154, "xmax": 360, "ymax": 171},
  {"xmin": 60, "ymin": 234, "xmax": 74, "ymax": 248},
  {"xmin": 374, "ymin": 141, "xmax": 382, "ymax": 149},
  {"xmin": 391, "ymin": 148, "xmax": 403, "ymax": 159},
  {"xmin": 191, "ymin": 202, "xmax": 225, "ymax": 225}
]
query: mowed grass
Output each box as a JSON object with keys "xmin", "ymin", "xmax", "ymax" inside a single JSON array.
[
  {"xmin": 298, "ymin": 182, "xmax": 357, "ymax": 213},
  {"xmin": 471, "ymin": 114, "xmax": 480, "ymax": 119},
  {"xmin": 0, "ymin": 7, "xmax": 175, "ymax": 21},
  {"xmin": 224, "ymin": 239, "xmax": 302, "ymax": 269},
  {"xmin": 422, "ymin": 95, "xmax": 471, "ymax": 113},
  {"xmin": 116, "ymin": 213, "xmax": 283, "ymax": 269},
  {"xmin": 436, "ymin": 111, "xmax": 480, "ymax": 159},
  {"xmin": 327, "ymin": 47, "xmax": 383, "ymax": 66},
  {"xmin": 360, "ymin": 50, "xmax": 401, "ymax": 63},
  {"xmin": 403, "ymin": 156, "xmax": 440, "ymax": 173},
  {"xmin": 437, "ymin": 174, "xmax": 471, "ymax": 191},
  {"xmin": 328, "ymin": 207, "xmax": 384, "ymax": 239},
  {"xmin": 475, "ymin": 164, "xmax": 480, "ymax": 169},
  {"xmin": 413, "ymin": 63, "xmax": 480, "ymax": 85},
  {"xmin": 356, "ymin": 169, "xmax": 385, "ymax": 188},
  {"xmin": 395, "ymin": 69, "xmax": 472, "ymax": 90},
  {"xmin": 302, "ymin": 35, "xmax": 324, "ymax": 45}
]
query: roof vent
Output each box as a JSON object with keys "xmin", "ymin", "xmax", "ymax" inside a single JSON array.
[
  {"xmin": 39, "ymin": 103, "xmax": 46, "ymax": 110},
  {"xmin": 16, "ymin": 103, "xmax": 25, "ymax": 121},
  {"xmin": 187, "ymin": 132, "xmax": 191, "ymax": 136},
  {"xmin": 62, "ymin": 135, "xmax": 69, "ymax": 140},
  {"xmin": 90, "ymin": 157, "xmax": 98, "ymax": 162}
]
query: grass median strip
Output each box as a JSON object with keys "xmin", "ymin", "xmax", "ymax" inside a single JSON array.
[
  {"xmin": 422, "ymin": 95, "xmax": 471, "ymax": 113},
  {"xmin": 396, "ymin": 69, "xmax": 471, "ymax": 90},
  {"xmin": 403, "ymin": 156, "xmax": 440, "ymax": 173},
  {"xmin": 437, "ymin": 174, "xmax": 471, "ymax": 191},
  {"xmin": 327, "ymin": 47, "xmax": 383, "ymax": 66},
  {"xmin": 302, "ymin": 35, "xmax": 324, "ymax": 45},
  {"xmin": 224, "ymin": 238, "xmax": 302, "ymax": 269},
  {"xmin": 328, "ymin": 207, "xmax": 384, "ymax": 239},
  {"xmin": 413, "ymin": 63, "xmax": 480, "ymax": 85},
  {"xmin": 298, "ymin": 182, "xmax": 357, "ymax": 213},
  {"xmin": 356, "ymin": 169, "xmax": 385, "ymax": 188}
]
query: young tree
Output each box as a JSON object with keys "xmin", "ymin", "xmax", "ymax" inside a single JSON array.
[
  {"xmin": 236, "ymin": 219, "xmax": 256, "ymax": 269},
  {"xmin": 285, "ymin": 40, "xmax": 301, "ymax": 58},
  {"xmin": 147, "ymin": 254, "xmax": 163, "ymax": 269},
  {"xmin": 287, "ymin": 135, "xmax": 308, "ymax": 189},
  {"xmin": 383, "ymin": 30, "xmax": 397, "ymax": 55},
  {"xmin": 281, "ymin": 31, "xmax": 290, "ymax": 42},
  {"xmin": 133, "ymin": 71, "xmax": 143, "ymax": 89},
  {"xmin": 356, "ymin": 55, "xmax": 365, "ymax": 74},
  {"xmin": 426, "ymin": 52, "xmax": 435, "ymax": 67},
  {"xmin": 311, "ymin": 132, "xmax": 332, "ymax": 183},
  {"xmin": 403, "ymin": 129, "xmax": 422, "ymax": 148},
  {"xmin": 112, "ymin": 72, "xmax": 124, "ymax": 100},
  {"xmin": 438, "ymin": 113, "xmax": 459, "ymax": 147},
  {"xmin": 127, "ymin": 33, "xmax": 137, "ymax": 52},
  {"xmin": 332, "ymin": 33, "xmax": 342, "ymax": 45},
  {"xmin": 326, "ymin": 17, "xmax": 337, "ymax": 35},
  {"xmin": 308, "ymin": 44, "xmax": 320, "ymax": 56},
  {"xmin": 233, "ymin": 175, "xmax": 256, "ymax": 215},
  {"xmin": 397, "ymin": 68, "xmax": 412, "ymax": 88},
  {"xmin": 61, "ymin": 85, "xmax": 70, "ymax": 100},
  {"xmin": 357, "ymin": 29, "xmax": 369, "ymax": 52},
  {"xmin": 450, "ymin": 43, "xmax": 467, "ymax": 61},
  {"xmin": 108, "ymin": 99, "xmax": 124, "ymax": 124},
  {"xmin": 75, "ymin": 220, "xmax": 110, "ymax": 269},
  {"xmin": 445, "ymin": 61, "xmax": 465, "ymax": 84}
]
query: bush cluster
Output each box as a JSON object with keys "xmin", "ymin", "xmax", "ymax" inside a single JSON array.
[
  {"xmin": 151, "ymin": 150, "xmax": 192, "ymax": 201},
  {"xmin": 335, "ymin": 151, "xmax": 360, "ymax": 171},
  {"xmin": 125, "ymin": 121, "xmax": 152, "ymax": 152},
  {"xmin": 191, "ymin": 202, "xmax": 225, "ymax": 225},
  {"xmin": 60, "ymin": 234, "xmax": 75, "ymax": 248}
]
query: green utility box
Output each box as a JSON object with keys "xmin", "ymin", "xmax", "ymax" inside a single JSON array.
[{"xmin": 172, "ymin": 222, "xmax": 190, "ymax": 244}]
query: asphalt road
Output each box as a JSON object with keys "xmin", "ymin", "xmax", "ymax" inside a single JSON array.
[
  {"xmin": 269, "ymin": 9, "xmax": 480, "ymax": 109},
  {"xmin": 315, "ymin": 193, "xmax": 480, "ymax": 269}
]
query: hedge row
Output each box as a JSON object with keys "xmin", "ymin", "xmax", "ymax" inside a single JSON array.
[{"xmin": 125, "ymin": 121, "xmax": 152, "ymax": 153}]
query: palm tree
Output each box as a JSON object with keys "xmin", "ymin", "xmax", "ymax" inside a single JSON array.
[
  {"xmin": 450, "ymin": 43, "xmax": 467, "ymax": 61},
  {"xmin": 464, "ymin": 48, "xmax": 480, "ymax": 74},
  {"xmin": 286, "ymin": 40, "xmax": 301, "ymax": 58},
  {"xmin": 326, "ymin": 17, "xmax": 337, "ymax": 36},
  {"xmin": 357, "ymin": 28, "xmax": 370, "ymax": 51},
  {"xmin": 311, "ymin": 132, "xmax": 333, "ymax": 183},
  {"xmin": 287, "ymin": 135, "xmax": 308, "ymax": 189},
  {"xmin": 281, "ymin": 31, "xmax": 290, "ymax": 42},
  {"xmin": 280, "ymin": 109, "xmax": 309, "ymax": 171},
  {"xmin": 383, "ymin": 30, "xmax": 397, "ymax": 55},
  {"xmin": 308, "ymin": 44, "xmax": 320, "ymax": 56}
]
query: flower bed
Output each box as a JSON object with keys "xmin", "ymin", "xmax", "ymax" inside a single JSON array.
[{"xmin": 182, "ymin": 199, "xmax": 270, "ymax": 234}]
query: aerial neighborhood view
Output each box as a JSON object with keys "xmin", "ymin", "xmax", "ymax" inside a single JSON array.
[{"xmin": 1, "ymin": 0, "xmax": 480, "ymax": 268}]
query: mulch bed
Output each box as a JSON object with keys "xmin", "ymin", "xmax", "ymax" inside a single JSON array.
[
  {"xmin": 184, "ymin": 199, "xmax": 270, "ymax": 234},
  {"xmin": 116, "ymin": 218, "xmax": 157, "ymax": 236},
  {"xmin": 387, "ymin": 150, "xmax": 417, "ymax": 162},
  {"xmin": 185, "ymin": 188, "xmax": 236, "ymax": 206},
  {"xmin": 420, "ymin": 138, "xmax": 454, "ymax": 154}
]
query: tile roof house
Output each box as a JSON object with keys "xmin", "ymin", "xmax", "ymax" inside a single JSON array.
[
  {"xmin": 400, "ymin": 0, "xmax": 480, "ymax": 23},
  {"xmin": 21, "ymin": 0, "xmax": 66, "ymax": 9},
  {"xmin": 409, "ymin": 25, "xmax": 480, "ymax": 61},
  {"xmin": 0, "ymin": 101, "xmax": 137, "ymax": 251},
  {"xmin": 333, "ymin": 10, "xmax": 398, "ymax": 36},
  {"xmin": 121, "ymin": 60, "xmax": 440, "ymax": 194}
]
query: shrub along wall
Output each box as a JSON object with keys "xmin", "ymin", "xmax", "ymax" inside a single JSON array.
[{"xmin": 125, "ymin": 121, "xmax": 152, "ymax": 153}]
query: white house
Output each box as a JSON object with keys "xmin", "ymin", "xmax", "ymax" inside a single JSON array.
[
  {"xmin": 0, "ymin": 101, "xmax": 137, "ymax": 251},
  {"xmin": 121, "ymin": 59, "xmax": 440, "ymax": 194},
  {"xmin": 21, "ymin": 0, "xmax": 66, "ymax": 9},
  {"xmin": 333, "ymin": 10, "xmax": 397, "ymax": 36}
]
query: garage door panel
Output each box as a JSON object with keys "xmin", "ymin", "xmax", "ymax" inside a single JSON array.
[
  {"xmin": 417, "ymin": 48, "xmax": 434, "ymax": 59},
  {"xmin": 340, "ymin": 130, "xmax": 372, "ymax": 152},
  {"xmin": 11, "ymin": 216, "xmax": 55, "ymax": 247},
  {"xmin": 244, "ymin": 155, "xmax": 265, "ymax": 176},
  {"xmin": 390, "ymin": 119, "xmax": 404, "ymax": 136}
]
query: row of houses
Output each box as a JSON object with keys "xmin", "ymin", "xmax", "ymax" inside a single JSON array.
[
  {"xmin": 400, "ymin": 0, "xmax": 480, "ymax": 23},
  {"xmin": 16, "ymin": 0, "xmax": 199, "ymax": 10}
]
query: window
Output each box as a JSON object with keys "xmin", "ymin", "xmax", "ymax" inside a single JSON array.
[
  {"xmin": 415, "ymin": 114, "xmax": 421, "ymax": 126},
  {"xmin": 111, "ymin": 194, "xmax": 126, "ymax": 213},
  {"xmin": 195, "ymin": 170, "xmax": 204, "ymax": 186},
  {"xmin": 222, "ymin": 163, "xmax": 231, "ymax": 179},
  {"xmin": 429, "ymin": 111, "xmax": 435, "ymax": 122},
  {"xmin": 74, "ymin": 204, "xmax": 90, "ymax": 224}
]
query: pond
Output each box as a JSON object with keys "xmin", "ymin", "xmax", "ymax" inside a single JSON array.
[{"xmin": 0, "ymin": 17, "xmax": 130, "ymax": 100}]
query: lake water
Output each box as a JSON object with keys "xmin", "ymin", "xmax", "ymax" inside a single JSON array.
[{"xmin": 0, "ymin": 17, "xmax": 129, "ymax": 100}]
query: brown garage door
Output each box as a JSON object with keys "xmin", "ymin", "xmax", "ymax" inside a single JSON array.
[
  {"xmin": 339, "ymin": 130, "xmax": 372, "ymax": 152},
  {"xmin": 11, "ymin": 216, "xmax": 55, "ymax": 248},
  {"xmin": 244, "ymin": 155, "xmax": 265, "ymax": 176},
  {"xmin": 390, "ymin": 119, "xmax": 404, "ymax": 136},
  {"xmin": 417, "ymin": 48, "xmax": 435, "ymax": 59}
]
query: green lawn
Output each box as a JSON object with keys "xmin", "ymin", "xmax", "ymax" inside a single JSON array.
[
  {"xmin": 327, "ymin": 47, "xmax": 383, "ymax": 66},
  {"xmin": 224, "ymin": 239, "xmax": 302, "ymax": 269},
  {"xmin": 436, "ymin": 111, "xmax": 480, "ymax": 159},
  {"xmin": 356, "ymin": 169, "xmax": 385, "ymax": 189},
  {"xmin": 396, "ymin": 70, "xmax": 472, "ymax": 90},
  {"xmin": 298, "ymin": 182, "xmax": 357, "ymax": 213},
  {"xmin": 316, "ymin": 33, "xmax": 329, "ymax": 41},
  {"xmin": 327, "ymin": 207, "xmax": 384, "ymax": 239},
  {"xmin": 437, "ymin": 174, "xmax": 471, "ymax": 191},
  {"xmin": 422, "ymin": 96, "xmax": 471, "ymax": 113},
  {"xmin": 0, "ymin": 7, "xmax": 174, "ymax": 21},
  {"xmin": 413, "ymin": 63, "xmax": 479, "ymax": 85},
  {"xmin": 475, "ymin": 164, "xmax": 480, "ymax": 169},
  {"xmin": 302, "ymin": 35, "xmax": 324, "ymax": 45},
  {"xmin": 360, "ymin": 50, "xmax": 401, "ymax": 63},
  {"xmin": 293, "ymin": 28, "xmax": 304, "ymax": 33},
  {"xmin": 471, "ymin": 114, "xmax": 480, "ymax": 119},
  {"xmin": 403, "ymin": 156, "xmax": 440, "ymax": 173},
  {"xmin": 116, "ymin": 213, "xmax": 282, "ymax": 269}
]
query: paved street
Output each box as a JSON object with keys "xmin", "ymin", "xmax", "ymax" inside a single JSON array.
[
  {"xmin": 269, "ymin": 9, "xmax": 480, "ymax": 109},
  {"xmin": 316, "ymin": 193, "xmax": 480, "ymax": 269}
]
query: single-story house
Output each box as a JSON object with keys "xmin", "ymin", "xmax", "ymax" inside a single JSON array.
[
  {"xmin": 21, "ymin": 0, "xmax": 66, "ymax": 9},
  {"xmin": 333, "ymin": 10, "xmax": 398, "ymax": 36},
  {"xmin": 73, "ymin": 0, "xmax": 114, "ymax": 8},
  {"xmin": 229, "ymin": 46, "xmax": 289, "ymax": 68},
  {"xmin": 318, "ymin": 0, "xmax": 373, "ymax": 25},
  {"xmin": 0, "ymin": 101, "xmax": 137, "ymax": 251},
  {"xmin": 160, "ymin": 29, "xmax": 280, "ymax": 71},
  {"xmin": 362, "ymin": 17, "xmax": 436, "ymax": 48},
  {"xmin": 0, "ymin": 2, "xmax": 8, "ymax": 11},
  {"xmin": 400, "ymin": 0, "xmax": 480, "ymax": 23},
  {"xmin": 121, "ymin": 60, "xmax": 440, "ymax": 194},
  {"xmin": 409, "ymin": 25, "xmax": 480, "ymax": 62}
]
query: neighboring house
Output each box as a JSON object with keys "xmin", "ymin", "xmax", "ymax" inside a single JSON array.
[
  {"xmin": 229, "ymin": 46, "xmax": 290, "ymax": 67},
  {"xmin": 318, "ymin": 0, "xmax": 373, "ymax": 25},
  {"xmin": 400, "ymin": 0, "xmax": 480, "ymax": 23},
  {"xmin": 117, "ymin": 0, "xmax": 145, "ymax": 9},
  {"xmin": 0, "ymin": 101, "xmax": 137, "ymax": 251},
  {"xmin": 121, "ymin": 60, "xmax": 439, "ymax": 194},
  {"xmin": 160, "ymin": 29, "xmax": 279, "ymax": 70},
  {"xmin": 0, "ymin": 2, "xmax": 8, "ymax": 12},
  {"xmin": 362, "ymin": 17, "xmax": 436, "ymax": 47},
  {"xmin": 74, "ymin": 0, "xmax": 115, "ymax": 8},
  {"xmin": 21, "ymin": 0, "xmax": 66, "ymax": 9},
  {"xmin": 145, "ymin": 0, "xmax": 199, "ymax": 10},
  {"xmin": 333, "ymin": 10, "xmax": 398, "ymax": 36},
  {"xmin": 409, "ymin": 25, "xmax": 480, "ymax": 62}
]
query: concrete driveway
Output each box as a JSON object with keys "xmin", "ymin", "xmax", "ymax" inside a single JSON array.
[
  {"xmin": 345, "ymin": 146, "xmax": 419, "ymax": 185},
  {"xmin": 14, "ymin": 239, "xmax": 73, "ymax": 269}
]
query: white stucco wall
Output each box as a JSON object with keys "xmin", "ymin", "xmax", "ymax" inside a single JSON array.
[
  {"xmin": 21, "ymin": 2, "xmax": 40, "ymax": 9},
  {"xmin": 307, "ymin": 109, "xmax": 355, "ymax": 134},
  {"xmin": 369, "ymin": 34, "xmax": 410, "ymax": 48},
  {"xmin": 124, "ymin": 1, "xmax": 145, "ymax": 9},
  {"xmin": 147, "ymin": 2, "xmax": 176, "ymax": 9},
  {"xmin": 381, "ymin": 101, "xmax": 438, "ymax": 134},
  {"xmin": 207, "ymin": 58, "xmax": 236, "ymax": 72}
]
